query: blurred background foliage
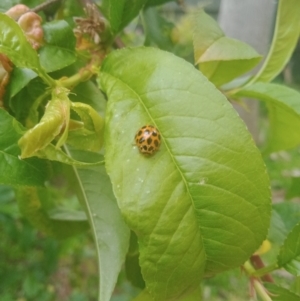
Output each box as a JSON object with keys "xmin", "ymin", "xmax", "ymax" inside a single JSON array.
[{"xmin": 1, "ymin": 0, "xmax": 300, "ymax": 300}]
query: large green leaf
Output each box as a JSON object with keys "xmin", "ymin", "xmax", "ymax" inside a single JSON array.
[
  {"xmin": 68, "ymin": 149, "xmax": 130, "ymax": 301},
  {"xmin": 278, "ymin": 223, "xmax": 300, "ymax": 276},
  {"xmin": 101, "ymin": 0, "xmax": 147, "ymax": 35},
  {"xmin": 99, "ymin": 47, "xmax": 271, "ymax": 300},
  {"xmin": 0, "ymin": 12, "xmax": 54, "ymax": 86},
  {"xmin": 235, "ymin": 82, "xmax": 300, "ymax": 154},
  {"xmin": 39, "ymin": 20, "xmax": 77, "ymax": 73},
  {"xmin": 250, "ymin": 0, "xmax": 300, "ymax": 83},
  {"xmin": 193, "ymin": 10, "xmax": 261, "ymax": 87},
  {"xmin": 0, "ymin": 109, "xmax": 48, "ymax": 187}
]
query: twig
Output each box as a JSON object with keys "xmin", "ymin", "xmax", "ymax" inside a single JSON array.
[{"xmin": 30, "ymin": 0, "xmax": 62, "ymax": 13}]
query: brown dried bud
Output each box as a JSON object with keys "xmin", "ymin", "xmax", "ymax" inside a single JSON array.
[
  {"xmin": 17, "ymin": 12, "xmax": 44, "ymax": 50},
  {"xmin": 0, "ymin": 54, "xmax": 13, "ymax": 107},
  {"xmin": 5, "ymin": 4, "xmax": 29, "ymax": 20}
]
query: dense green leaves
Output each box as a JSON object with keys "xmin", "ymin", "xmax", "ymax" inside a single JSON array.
[
  {"xmin": 68, "ymin": 150, "xmax": 130, "ymax": 301},
  {"xmin": 39, "ymin": 20, "xmax": 77, "ymax": 72},
  {"xmin": 235, "ymin": 82, "xmax": 300, "ymax": 154},
  {"xmin": 142, "ymin": 7, "xmax": 174, "ymax": 51},
  {"xmin": 99, "ymin": 47, "xmax": 270, "ymax": 300},
  {"xmin": 145, "ymin": 0, "xmax": 175, "ymax": 7},
  {"xmin": 193, "ymin": 10, "xmax": 261, "ymax": 86},
  {"xmin": 101, "ymin": 0, "xmax": 147, "ymax": 35},
  {"xmin": 0, "ymin": 109, "xmax": 48, "ymax": 187},
  {"xmin": 251, "ymin": 0, "xmax": 300, "ymax": 83},
  {"xmin": 278, "ymin": 223, "xmax": 300, "ymax": 276}
]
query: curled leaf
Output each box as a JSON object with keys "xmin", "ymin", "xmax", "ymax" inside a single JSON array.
[
  {"xmin": 67, "ymin": 102, "xmax": 104, "ymax": 152},
  {"xmin": 18, "ymin": 87, "xmax": 70, "ymax": 158}
]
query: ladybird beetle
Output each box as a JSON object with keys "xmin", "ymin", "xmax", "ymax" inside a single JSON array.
[{"xmin": 135, "ymin": 125, "xmax": 161, "ymax": 155}]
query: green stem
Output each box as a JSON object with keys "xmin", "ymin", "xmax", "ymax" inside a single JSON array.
[
  {"xmin": 243, "ymin": 260, "xmax": 256, "ymax": 274},
  {"xmin": 244, "ymin": 261, "xmax": 274, "ymax": 301},
  {"xmin": 253, "ymin": 279, "xmax": 273, "ymax": 301},
  {"xmin": 38, "ymin": 70, "xmax": 57, "ymax": 87},
  {"xmin": 59, "ymin": 68, "xmax": 94, "ymax": 88},
  {"xmin": 244, "ymin": 260, "xmax": 277, "ymax": 278},
  {"xmin": 252, "ymin": 263, "xmax": 278, "ymax": 278}
]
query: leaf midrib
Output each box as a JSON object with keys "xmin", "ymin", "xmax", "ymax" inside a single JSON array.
[{"xmin": 102, "ymin": 71, "xmax": 208, "ymax": 264}]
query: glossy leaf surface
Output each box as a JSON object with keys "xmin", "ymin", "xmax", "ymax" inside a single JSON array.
[
  {"xmin": 0, "ymin": 13, "xmax": 41, "ymax": 71},
  {"xmin": 235, "ymin": 82, "xmax": 300, "ymax": 154},
  {"xmin": 99, "ymin": 47, "xmax": 271, "ymax": 300},
  {"xmin": 0, "ymin": 13, "xmax": 53, "ymax": 85},
  {"xmin": 39, "ymin": 20, "xmax": 77, "ymax": 72},
  {"xmin": 278, "ymin": 223, "xmax": 300, "ymax": 276},
  {"xmin": 251, "ymin": 0, "xmax": 300, "ymax": 83},
  {"xmin": 68, "ymin": 150, "xmax": 130, "ymax": 301},
  {"xmin": 193, "ymin": 10, "xmax": 261, "ymax": 86}
]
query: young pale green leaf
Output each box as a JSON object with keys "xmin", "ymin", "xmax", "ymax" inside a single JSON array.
[
  {"xmin": 0, "ymin": 13, "xmax": 54, "ymax": 86},
  {"xmin": 68, "ymin": 102, "xmax": 104, "ymax": 152},
  {"xmin": 235, "ymin": 82, "xmax": 300, "ymax": 154},
  {"xmin": 264, "ymin": 283, "xmax": 300, "ymax": 301},
  {"xmin": 101, "ymin": 0, "xmax": 147, "ymax": 35},
  {"xmin": 39, "ymin": 20, "xmax": 77, "ymax": 73},
  {"xmin": 250, "ymin": 0, "xmax": 300, "ymax": 83},
  {"xmin": 71, "ymin": 80, "xmax": 107, "ymax": 116},
  {"xmin": 278, "ymin": 223, "xmax": 300, "ymax": 276},
  {"xmin": 67, "ymin": 149, "xmax": 130, "ymax": 301},
  {"xmin": 18, "ymin": 87, "xmax": 70, "ymax": 158},
  {"xmin": 194, "ymin": 10, "xmax": 261, "ymax": 87},
  {"xmin": 0, "ymin": 109, "xmax": 48, "ymax": 187},
  {"xmin": 99, "ymin": 47, "xmax": 271, "ymax": 300}
]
